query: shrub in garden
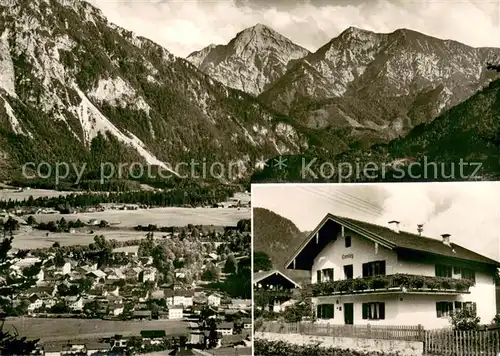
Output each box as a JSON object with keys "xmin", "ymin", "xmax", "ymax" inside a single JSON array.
[
  {"xmin": 254, "ymin": 339, "xmax": 404, "ymax": 356},
  {"xmin": 451, "ymin": 308, "xmax": 480, "ymax": 331}
]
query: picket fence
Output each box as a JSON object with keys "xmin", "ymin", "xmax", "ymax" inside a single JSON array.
[
  {"xmin": 424, "ymin": 328, "xmax": 500, "ymax": 356},
  {"xmin": 259, "ymin": 322, "xmax": 500, "ymax": 355},
  {"xmin": 259, "ymin": 321, "xmax": 423, "ymax": 341}
]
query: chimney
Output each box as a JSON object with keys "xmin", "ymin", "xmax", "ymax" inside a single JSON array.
[
  {"xmin": 417, "ymin": 224, "xmax": 424, "ymax": 236},
  {"xmin": 441, "ymin": 234, "xmax": 451, "ymax": 245},
  {"xmin": 388, "ymin": 220, "xmax": 400, "ymax": 233}
]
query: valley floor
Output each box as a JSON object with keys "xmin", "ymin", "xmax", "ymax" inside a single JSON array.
[{"xmin": 2, "ymin": 317, "xmax": 189, "ymax": 342}]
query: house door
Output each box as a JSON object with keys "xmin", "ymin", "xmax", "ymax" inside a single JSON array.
[{"xmin": 344, "ymin": 303, "xmax": 354, "ymax": 325}]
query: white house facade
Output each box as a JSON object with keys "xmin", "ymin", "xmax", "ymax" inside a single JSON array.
[
  {"xmin": 168, "ymin": 306, "xmax": 183, "ymax": 320},
  {"xmin": 285, "ymin": 214, "xmax": 499, "ymax": 329}
]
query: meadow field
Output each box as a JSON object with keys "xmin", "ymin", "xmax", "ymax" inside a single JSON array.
[
  {"xmin": 32, "ymin": 207, "xmax": 250, "ymax": 227},
  {"xmin": 3, "ymin": 317, "xmax": 189, "ymax": 342},
  {"xmin": 11, "ymin": 228, "xmax": 146, "ymax": 249},
  {"xmin": 11, "ymin": 207, "xmax": 250, "ymax": 249}
]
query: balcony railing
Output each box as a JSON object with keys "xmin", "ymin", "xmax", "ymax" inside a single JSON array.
[
  {"xmin": 254, "ymin": 289, "xmax": 293, "ymax": 300},
  {"xmin": 312, "ymin": 274, "xmax": 473, "ymax": 296}
]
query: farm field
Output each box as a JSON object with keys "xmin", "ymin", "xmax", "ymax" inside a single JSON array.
[
  {"xmin": 0, "ymin": 189, "xmax": 77, "ymax": 201},
  {"xmin": 31, "ymin": 207, "xmax": 250, "ymax": 228},
  {"xmin": 12, "ymin": 207, "xmax": 249, "ymax": 249},
  {"xmin": 11, "ymin": 228, "xmax": 148, "ymax": 249},
  {"xmin": 3, "ymin": 317, "xmax": 189, "ymax": 342}
]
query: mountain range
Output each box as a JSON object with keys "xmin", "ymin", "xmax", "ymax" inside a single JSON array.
[{"xmin": 0, "ymin": 0, "xmax": 499, "ymax": 183}]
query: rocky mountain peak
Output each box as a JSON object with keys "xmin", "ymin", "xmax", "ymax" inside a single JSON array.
[{"xmin": 187, "ymin": 23, "xmax": 310, "ymax": 95}]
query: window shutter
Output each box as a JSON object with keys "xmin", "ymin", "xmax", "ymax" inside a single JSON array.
[
  {"xmin": 362, "ymin": 303, "xmax": 368, "ymax": 319},
  {"xmin": 316, "ymin": 270, "xmax": 322, "ymax": 283},
  {"xmin": 316, "ymin": 305, "xmax": 321, "ymax": 319},
  {"xmin": 379, "ymin": 303, "xmax": 385, "ymax": 320},
  {"xmin": 436, "ymin": 302, "xmax": 442, "ymax": 318},
  {"xmin": 326, "ymin": 305, "xmax": 333, "ymax": 319}
]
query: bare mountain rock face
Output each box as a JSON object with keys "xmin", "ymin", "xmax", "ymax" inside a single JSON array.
[
  {"xmin": 0, "ymin": 0, "xmax": 499, "ymax": 182},
  {"xmin": 0, "ymin": 0, "xmax": 306, "ymax": 180},
  {"xmin": 187, "ymin": 24, "xmax": 311, "ymax": 96}
]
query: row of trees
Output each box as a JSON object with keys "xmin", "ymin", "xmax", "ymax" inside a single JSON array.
[{"xmin": 0, "ymin": 186, "xmax": 237, "ymax": 210}]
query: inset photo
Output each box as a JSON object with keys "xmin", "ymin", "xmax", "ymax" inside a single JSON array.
[{"xmin": 252, "ymin": 183, "xmax": 500, "ymax": 356}]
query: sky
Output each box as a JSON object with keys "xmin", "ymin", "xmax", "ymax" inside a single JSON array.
[
  {"xmin": 89, "ymin": 0, "xmax": 500, "ymax": 57},
  {"xmin": 252, "ymin": 183, "xmax": 500, "ymax": 262}
]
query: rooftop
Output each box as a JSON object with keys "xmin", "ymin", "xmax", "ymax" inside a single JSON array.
[{"xmin": 286, "ymin": 213, "xmax": 500, "ymax": 270}]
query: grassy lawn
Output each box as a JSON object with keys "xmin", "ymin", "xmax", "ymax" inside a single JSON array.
[{"xmin": 3, "ymin": 317, "xmax": 189, "ymax": 342}]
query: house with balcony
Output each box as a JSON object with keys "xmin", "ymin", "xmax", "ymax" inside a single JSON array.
[
  {"xmin": 253, "ymin": 270, "xmax": 301, "ymax": 312},
  {"xmin": 285, "ymin": 214, "xmax": 500, "ymax": 329}
]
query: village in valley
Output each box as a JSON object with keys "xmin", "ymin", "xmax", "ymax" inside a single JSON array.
[{"xmin": 0, "ymin": 188, "xmax": 252, "ymax": 356}]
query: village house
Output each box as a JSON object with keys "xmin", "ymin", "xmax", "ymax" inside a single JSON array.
[
  {"xmin": 207, "ymin": 293, "xmax": 222, "ymax": 307},
  {"xmin": 132, "ymin": 310, "xmax": 152, "ymax": 320},
  {"xmin": 253, "ymin": 269, "xmax": 301, "ymax": 312},
  {"xmin": 164, "ymin": 289, "xmax": 194, "ymax": 307},
  {"xmin": 168, "ymin": 305, "xmax": 184, "ymax": 320},
  {"xmin": 285, "ymin": 214, "xmax": 500, "ymax": 329},
  {"xmin": 112, "ymin": 245, "xmax": 139, "ymax": 258},
  {"xmin": 109, "ymin": 303, "xmax": 124, "ymax": 316},
  {"xmin": 65, "ymin": 296, "xmax": 84, "ymax": 311},
  {"xmin": 139, "ymin": 268, "xmax": 156, "ymax": 283},
  {"xmin": 216, "ymin": 322, "xmax": 234, "ymax": 336},
  {"xmin": 26, "ymin": 294, "xmax": 43, "ymax": 312},
  {"xmin": 242, "ymin": 318, "xmax": 252, "ymax": 329}
]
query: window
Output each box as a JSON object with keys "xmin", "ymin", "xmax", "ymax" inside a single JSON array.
[
  {"xmin": 461, "ymin": 268, "xmax": 475, "ymax": 283},
  {"xmin": 344, "ymin": 265, "xmax": 353, "ymax": 280},
  {"xmin": 316, "ymin": 268, "xmax": 334, "ymax": 283},
  {"xmin": 362, "ymin": 261, "xmax": 386, "ymax": 277},
  {"xmin": 453, "ymin": 267, "xmax": 461, "ymax": 275},
  {"xmin": 464, "ymin": 302, "xmax": 477, "ymax": 316},
  {"xmin": 317, "ymin": 304, "xmax": 334, "ymax": 319},
  {"xmin": 345, "ymin": 236, "xmax": 352, "ymax": 248},
  {"xmin": 435, "ymin": 264, "xmax": 452, "ymax": 278},
  {"xmin": 362, "ymin": 302, "xmax": 385, "ymax": 320},
  {"xmin": 436, "ymin": 301, "xmax": 453, "ymax": 318},
  {"xmin": 323, "ymin": 268, "xmax": 334, "ymax": 281},
  {"xmin": 453, "ymin": 301, "xmax": 477, "ymax": 316}
]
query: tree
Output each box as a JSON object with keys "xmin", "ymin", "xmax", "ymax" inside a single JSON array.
[
  {"xmin": 206, "ymin": 318, "xmax": 218, "ymax": 349},
  {"xmin": 253, "ymin": 251, "xmax": 272, "ymax": 272},
  {"xmin": 26, "ymin": 216, "xmax": 37, "ymax": 226},
  {"xmin": 202, "ymin": 263, "xmax": 221, "ymax": 282},
  {"xmin": 223, "ymin": 254, "xmax": 237, "ymax": 274}
]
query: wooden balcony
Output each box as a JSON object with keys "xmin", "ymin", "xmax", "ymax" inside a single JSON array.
[{"xmin": 311, "ymin": 273, "xmax": 473, "ymax": 297}]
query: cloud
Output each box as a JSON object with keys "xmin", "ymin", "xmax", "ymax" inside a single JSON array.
[{"xmin": 89, "ymin": 0, "xmax": 499, "ymax": 57}]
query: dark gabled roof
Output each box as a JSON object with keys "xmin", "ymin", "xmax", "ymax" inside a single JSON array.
[
  {"xmin": 286, "ymin": 213, "xmax": 500, "ymax": 269},
  {"xmin": 253, "ymin": 269, "xmax": 301, "ymax": 289}
]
